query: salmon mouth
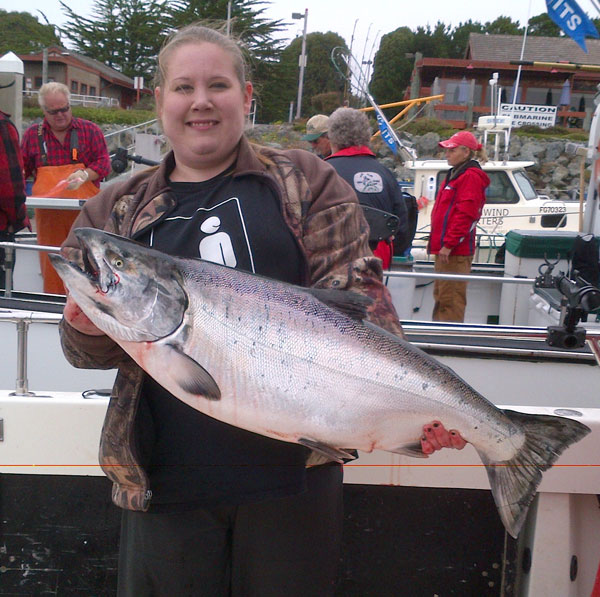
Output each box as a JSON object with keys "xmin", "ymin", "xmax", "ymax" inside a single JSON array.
[
  {"xmin": 74, "ymin": 231, "xmax": 120, "ymax": 294},
  {"xmin": 80, "ymin": 241, "xmax": 100, "ymax": 283}
]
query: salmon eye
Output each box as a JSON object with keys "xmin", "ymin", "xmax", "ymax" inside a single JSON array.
[{"xmin": 113, "ymin": 258, "xmax": 124, "ymax": 268}]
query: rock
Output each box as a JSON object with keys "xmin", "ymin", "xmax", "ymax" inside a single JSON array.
[
  {"xmin": 518, "ymin": 141, "xmax": 546, "ymax": 162},
  {"xmin": 545, "ymin": 141, "xmax": 565, "ymax": 162},
  {"xmin": 415, "ymin": 132, "xmax": 440, "ymax": 157},
  {"xmin": 551, "ymin": 164, "xmax": 569, "ymax": 185}
]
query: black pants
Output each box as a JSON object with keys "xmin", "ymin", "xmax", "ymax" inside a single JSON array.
[{"xmin": 117, "ymin": 464, "xmax": 343, "ymax": 597}]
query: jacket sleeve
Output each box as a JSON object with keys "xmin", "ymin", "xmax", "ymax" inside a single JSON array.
[
  {"xmin": 58, "ymin": 187, "xmax": 130, "ymax": 370},
  {"xmin": 0, "ymin": 118, "xmax": 28, "ymax": 232},
  {"xmin": 20, "ymin": 125, "xmax": 37, "ymax": 181},
  {"xmin": 442, "ymin": 170, "xmax": 487, "ymax": 249},
  {"xmin": 297, "ymin": 153, "xmax": 405, "ymax": 337}
]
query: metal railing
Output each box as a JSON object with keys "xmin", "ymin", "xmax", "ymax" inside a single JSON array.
[
  {"xmin": 0, "ymin": 239, "xmax": 60, "ymax": 298},
  {"xmin": 0, "ymin": 310, "xmax": 62, "ymax": 396},
  {"xmin": 23, "ymin": 90, "xmax": 120, "ymax": 108}
]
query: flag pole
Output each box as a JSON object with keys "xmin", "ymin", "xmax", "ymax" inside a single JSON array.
[{"xmin": 505, "ymin": 0, "xmax": 533, "ymax": 162}]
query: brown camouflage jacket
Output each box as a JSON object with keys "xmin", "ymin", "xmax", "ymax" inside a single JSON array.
[{"xmin": 58, "ymin": 137, "xmax": 404, "ymax": 511}]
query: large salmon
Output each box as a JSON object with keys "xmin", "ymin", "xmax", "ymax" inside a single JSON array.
[{"xmin": 50, "ymin": 228, "xmax": 590, "ymax": 538}]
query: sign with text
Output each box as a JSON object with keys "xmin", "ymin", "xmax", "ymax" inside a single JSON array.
[{"xmin": 499, "ymin": 104, "xmax": 557, "ymax": 128}]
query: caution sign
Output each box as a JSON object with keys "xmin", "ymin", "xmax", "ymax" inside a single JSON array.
[{"xmin": 499, "ymin": 103, "xmax": 558, "ymax": 128}]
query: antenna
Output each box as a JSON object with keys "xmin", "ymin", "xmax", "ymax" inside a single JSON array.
[{"xmin": 331, "ymin": 47, "xmax": 417, "ymax": 164}]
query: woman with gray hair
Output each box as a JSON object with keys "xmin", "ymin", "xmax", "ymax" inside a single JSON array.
[{"xmin": 326, "ymin": 107, "xmax": 414, "ymax": 268}]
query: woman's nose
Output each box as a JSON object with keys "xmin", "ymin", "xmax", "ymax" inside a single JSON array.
[{"xmin": 191, "ymin": 87, "xmax": 212, "ymax": 109}]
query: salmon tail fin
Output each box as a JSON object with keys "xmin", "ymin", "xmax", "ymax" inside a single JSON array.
[{"xmin": 476, "ymin": 410, "xmax": 590, "ymax": 539}]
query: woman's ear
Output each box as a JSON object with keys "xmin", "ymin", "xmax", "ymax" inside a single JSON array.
[
  {"xmin": 243, "ymin": 82, "xmax": 253, "ymax": 116},
  {"xmin": 154, "ymin": 87, "xmax": 162, "ymax": 117}
]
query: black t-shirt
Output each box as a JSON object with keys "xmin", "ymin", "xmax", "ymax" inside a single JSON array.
[{"xmin": 135, "ymin": 170, "xmax": 309, "ymax": 511}]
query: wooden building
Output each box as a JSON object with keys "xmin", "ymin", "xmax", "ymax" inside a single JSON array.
[
  {"xmin": 410, "ymin": 33, "xmax": 600, "ymax": 129},
  {"xmin": 19, "ymin": 46, "xmax": 140, "ymax": 109}
]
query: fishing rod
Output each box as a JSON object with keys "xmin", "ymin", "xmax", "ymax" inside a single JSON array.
[
  {"xmin": 331, "ymin": 47, "xmax": 417, "ymax": 164},
  {"xmin": 111, "ymin": 147, "xmax": 159, "ymax": 173}
]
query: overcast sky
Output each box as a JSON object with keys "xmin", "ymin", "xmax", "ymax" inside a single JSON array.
[{"xmin": 5, "ymin": 0, "xmax": 600, "ymax": 63}]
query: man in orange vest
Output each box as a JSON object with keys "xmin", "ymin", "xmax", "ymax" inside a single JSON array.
[{"xmin": 21, "ymin": 82, "xmax": 110, "ymax": 294}]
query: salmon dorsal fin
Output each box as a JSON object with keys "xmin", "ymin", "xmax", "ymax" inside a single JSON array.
[{"xmin": 305, "ymin": 288, "xmax": 373, "ymax": 321}]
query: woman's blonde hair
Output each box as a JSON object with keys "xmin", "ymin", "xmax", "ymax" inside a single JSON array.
[
  {"xmin": 154, "ymin": 23, "xmax": 249, "ymax": 89},
  {"xmin": 473, "ymin": 146, "xmax": 488, "ymax": 164}
]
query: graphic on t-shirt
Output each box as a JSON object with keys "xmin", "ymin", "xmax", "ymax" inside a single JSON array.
[
  {"xmin": 149, "ymin": 197, "xmax": 256, "ymax": 272},
  {"xmin": 354, "ymin": 171, "xmax": 383, "ymax": 193},
  {"xmin": 199, "ymin": 216, "xmax": 237, "ymax": 267}
]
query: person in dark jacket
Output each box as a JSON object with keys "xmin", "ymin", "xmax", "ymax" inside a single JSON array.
[
  {"xmin": 325, "ymin": 107, "xmax": 413, "ymax": 270},
  {"xmin": 0, "ymin": 109, "xmax": 30, "ymax": 288},
  {"xmin": 428, "ymin": 130, "xmax": 490, "ymax": 322}
]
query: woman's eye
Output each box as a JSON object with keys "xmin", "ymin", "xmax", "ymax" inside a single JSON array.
[{"xmin": 175, "ymin": 84, "xmax": 193, "ymax": 93}]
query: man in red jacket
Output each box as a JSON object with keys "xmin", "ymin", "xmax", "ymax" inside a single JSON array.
[{"xmin": 428, "ymin": 131, "xmax": 489, "ymax": 322}]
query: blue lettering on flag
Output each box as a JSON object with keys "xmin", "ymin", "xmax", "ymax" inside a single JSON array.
[
  {"xmin": 546, "ymin": 0, "xmax": 599, "ymax": 53},
  {"xmin": 376, "ymin": 113, "xmax": 398, "ymax": 155}
]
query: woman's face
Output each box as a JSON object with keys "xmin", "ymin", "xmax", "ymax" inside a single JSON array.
[
  {"xmin": 445, "ymin": 145, "xmax": 471, "ymax": 168},
  {"xmin": 155, "ymin": 42, "xmax": 253, "ymax": 178}
]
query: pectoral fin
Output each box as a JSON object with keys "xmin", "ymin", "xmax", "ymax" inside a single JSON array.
[
  {"xmin": 389, "ymin": 442, "xmax": 429, "ymax": 458},
  {"xmin": 166, "ymin": 344, "xmax": 221, "ymax": 401},
  {"xmin": 298, "ymin": 438, "xmax": 357, "ymax": 463}
]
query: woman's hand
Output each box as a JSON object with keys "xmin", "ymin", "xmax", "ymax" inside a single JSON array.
[
  {"xmin": 64, "ymin": 294, "xmax": 105, "ymax": 336},
  {"xmin": 420, "ymin": 421, "xmax": 467, "ymax": 454}
]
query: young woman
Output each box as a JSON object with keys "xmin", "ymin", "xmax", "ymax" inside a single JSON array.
[
  {"xmin": 58, "ymin": 24, "xmax": 464, "ymax": 596},
  {"xmin": 428, "ymin": 130, "xmax": 490, "ymax": 322}
]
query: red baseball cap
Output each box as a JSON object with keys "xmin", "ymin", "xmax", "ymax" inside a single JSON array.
[{"xmin": 439, "ymin": 131, "xmax": 482, "ymax": 151}]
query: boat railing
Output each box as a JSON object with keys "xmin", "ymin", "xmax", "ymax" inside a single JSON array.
[
  {"xmin": 0, "ymin": 238, "xmax": 60, "ymax": 297},
  {"xmin": 383, "ymin": 269, "xmax": 535, "ymax": 284},
  {"xmin": 1, "ymin": 236, "xmax": 599, "ymax": 396},
  {"xmin": 0, "ymin": 309, "xmax": 62, "ymax": 396}
]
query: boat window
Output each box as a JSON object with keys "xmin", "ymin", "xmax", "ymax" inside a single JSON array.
[
  {"xmin": 513, "ymin": 170, "xmax": 538, "ymax": 200},
  {"xmin": 436, "ymin": 170, "xmax": 450, "ymax": 191},
  {"xmin": 485, "ymin": 172, "xmax": 519, "ymax": 204}
]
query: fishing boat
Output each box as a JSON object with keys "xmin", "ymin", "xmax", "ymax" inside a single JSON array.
[
  {"xmin": 1, "ymin": 120, "xmax": 600, "ymax": 597},
  {"xmin": 409, "ymin": 156, "xmax": 582, "ymax": 255}
]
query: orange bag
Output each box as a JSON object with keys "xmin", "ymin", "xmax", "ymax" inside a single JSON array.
[{"xmin": 32, "ymin": 164, "xmax": 99, "ymax": 294}]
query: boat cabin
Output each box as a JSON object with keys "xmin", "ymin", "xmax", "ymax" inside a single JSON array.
[{"xmin": 408, "ymin": 159, "xmax": 581, "ymax": 251}]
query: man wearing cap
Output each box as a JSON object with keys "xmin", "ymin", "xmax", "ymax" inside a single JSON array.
[
  {"xmin": 302, "ymin": 114, "xmax": 332, "ymax": 158},
  {"xmin": 428, "ymin": 130, "xmax": 489, "ymax": 322}
]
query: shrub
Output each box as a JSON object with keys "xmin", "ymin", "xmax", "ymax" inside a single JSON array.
[
  {"xmin": 22, "ymin": 106, "xmax": 156, "ymax": 125},
  {"xmin": 403, "ymin": 117, "xmax": 455, "ymax": 136}
]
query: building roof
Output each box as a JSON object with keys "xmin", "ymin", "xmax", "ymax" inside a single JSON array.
[
  {"xmin": 22, "ymin": 46, "xmax": 134, "ymax": 88},
  {"xmin": 62, "ymin": 48, "xmax": 134, "ymax": 87},
  {"xmin": 467, "ymin": 33, "xmax": 600, "ymax": 65}
]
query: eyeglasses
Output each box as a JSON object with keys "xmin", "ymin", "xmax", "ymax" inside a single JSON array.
[{"xmin": 45, "ymin": 105, "xmax": 70, "ymax": 115}]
